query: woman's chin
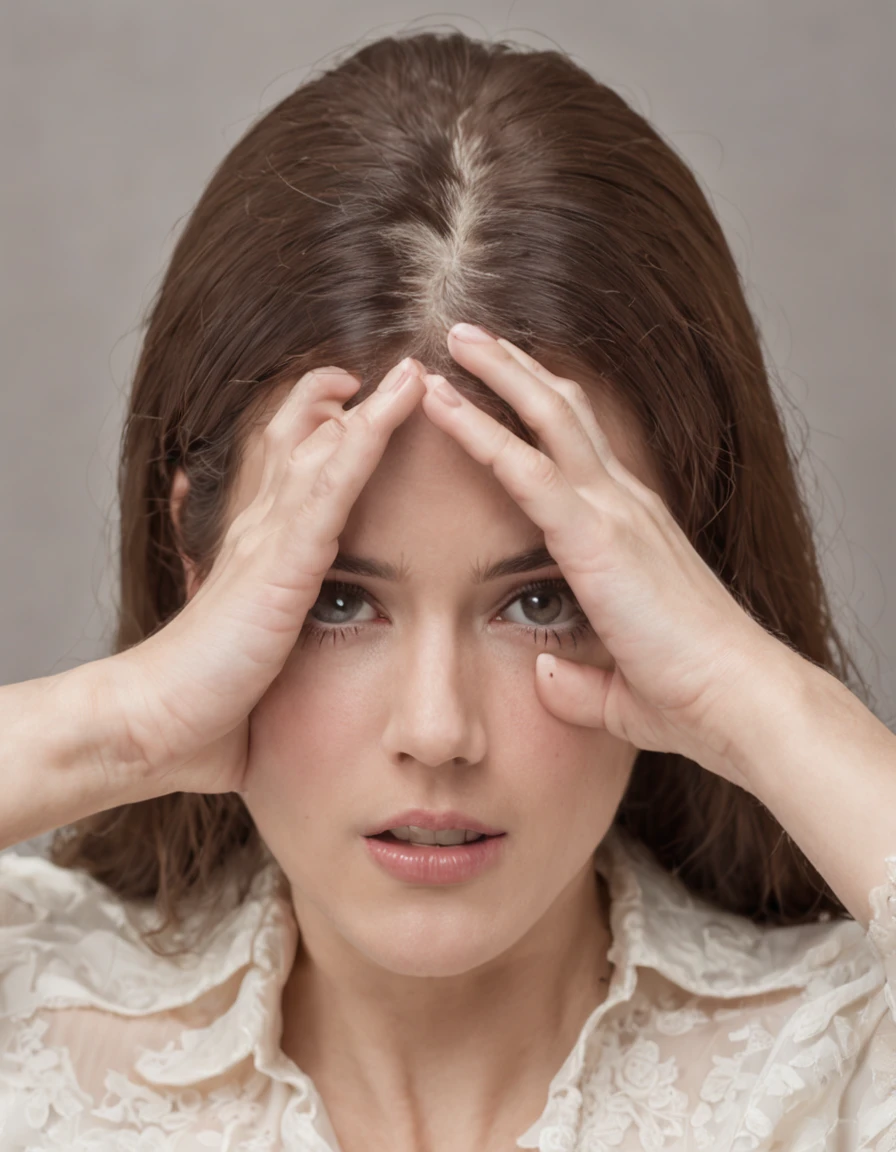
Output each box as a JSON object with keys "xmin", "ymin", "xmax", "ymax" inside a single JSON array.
[{"xmin": 348, "ymin": 919, "xmax": 516, "ymax": 979}]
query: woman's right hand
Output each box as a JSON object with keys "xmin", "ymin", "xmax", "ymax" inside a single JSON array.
[{"xmin": 99, "ymin": 356, "xmax": 425, "ymax": 799}]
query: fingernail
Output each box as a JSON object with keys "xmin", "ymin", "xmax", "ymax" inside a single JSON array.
[
  {"xmin": 313, "ymin": 367, "xmax": 362, "ymax": 388},
  {"xmin": 383, "ymin": 357, "xmax": 417, "ymax": 393},
  {"xmin": 450, "ymin": 322, "xmax": 495, "ymax": 344},
  {"xmin": 431, "ymin": 376, "xmax": 462, "ymax": 407}
]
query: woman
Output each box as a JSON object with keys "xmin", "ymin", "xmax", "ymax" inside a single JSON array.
[{"xmin": 0, "ymin": 29, "xmax": 893, "ymax": 1152}]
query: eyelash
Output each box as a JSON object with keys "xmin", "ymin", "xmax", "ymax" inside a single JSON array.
[{"xmin": 299, "ymin": 577, "xmax": 594, "ymax": 650}]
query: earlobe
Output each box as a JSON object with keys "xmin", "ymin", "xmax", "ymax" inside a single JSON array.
[{"xmin": 169, "ymin": 467, "xmax": 201, "ymax": 601}]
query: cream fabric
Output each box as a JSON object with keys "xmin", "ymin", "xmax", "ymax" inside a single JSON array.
[{"xmin": 0, "ymin": 824, "xmax": 894, "ymax": 1150}]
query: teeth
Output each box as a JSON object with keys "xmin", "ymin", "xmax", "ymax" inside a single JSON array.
[{"xmin": 388, "ymin": 826, "xmax": 485, "ymax": 846}]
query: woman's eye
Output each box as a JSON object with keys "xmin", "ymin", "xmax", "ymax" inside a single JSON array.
[
  {"xmin": 307, "ymin": 582, "xmax": 378, "ymax": 626},
  {"xmin": 498, "ymin": 580, "xmax": 585, "ymax": 631}
]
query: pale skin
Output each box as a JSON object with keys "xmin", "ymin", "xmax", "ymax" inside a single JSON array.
[{"xmin": 170, "ymin": 323, "xmax": 896, "ymax": 1152}]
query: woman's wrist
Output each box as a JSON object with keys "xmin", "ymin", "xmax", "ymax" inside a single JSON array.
[{"xmin": 0, "ymin": 656, "xmax": 159, "ymax": 851}]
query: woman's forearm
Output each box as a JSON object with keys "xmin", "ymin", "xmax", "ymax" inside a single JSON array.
[
  {"xmin": 722, "ymin": 644, "xmax": 896, "ymax": 930},
  {"xmin": 0, "ymin": 658, "xmax": 148, "ymax": 851}
]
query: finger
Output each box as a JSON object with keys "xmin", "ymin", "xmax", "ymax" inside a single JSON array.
[
  {"xmin": 535, "ymin": 653, "xmax": 612, "ymax": 730},
  {"xmin": 257, "ymin": 368, "xmax": 362, "ymax": 501},
  {"xmin": 287, "ymin": 360, "xmax": 425, "ymax": 544},
  {"xmin": 494, "ymin": 336, "xmax": 664, "ymax": 510},
  {"xmin": 226, "ymin": 410, "xmax": 349, "ymax": 542},
  {"xmin": 259, "ymin": 357, "xmax": 421, "ymax": 503},
  {"xmin": 267, "ymin": 367, "xmax": 361, "ymax": 440},
  {"xmin": 446, "ymin": 326, "xmax": 610, "ymax": 491},
  {"xmin": 421, "ymin": 372, "xmax": 593, "ymax": 549},
  {"xmin": 339, "ymin": 356, "xmax": 426, "ymax": 423},
  {"xmin": 494, "ymin": 338, "xmax": 619, "ymax": 472}
]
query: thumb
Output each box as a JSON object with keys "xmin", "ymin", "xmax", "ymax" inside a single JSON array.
[{"xmin": 534, "ymin": 653, "xmax": 613, "ymax": 729}]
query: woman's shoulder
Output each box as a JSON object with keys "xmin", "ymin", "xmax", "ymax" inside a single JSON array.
[
  {"xmin": 0, "ymin": 851, "xmax": 308, "ymax": 1149},
  {"xmin": 601, "ymin": 826, "xmax": 896, "ymax": 997},
  {"xmin": 0, "ymin": 848, "xmax": 155, "ymax": 945},
  {"xmin": 553, "ymin": 831, "xmax": 896, "ymax": 1150},
  {"xmin": 0, "ymin": 850, "xmax": 287, "ymax": 1019}
]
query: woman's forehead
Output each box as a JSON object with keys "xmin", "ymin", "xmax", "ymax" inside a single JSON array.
[{"xmin": 239, "ymin": 362, "xmax": 666, "ymax": 509}]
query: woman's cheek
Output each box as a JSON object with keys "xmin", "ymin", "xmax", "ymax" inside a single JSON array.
[{"xmin": 249, "ymin": 651, "xmax": 379, "ymax": 782}]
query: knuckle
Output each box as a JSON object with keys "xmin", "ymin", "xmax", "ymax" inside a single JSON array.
[
  {"xmin": 322, "ymin": 414, "xmax": 349, "ymax": 439},
  {"xmin": 522, "ymin": 445, "xmax": 560, "ymax": 489},
  {"xmin": 301, "ymin": 370, "xmax": 325, "ymax": 395},
  {"xmin": 554, "ymin": 376, "xmax": 589, "ymax": 409},
  {"xmin": 262, "ymin": 420, "xmax": 290, "ymax": 453},
  {"xmin": 291, "ymin": 416, "xmax": 347, "ymax": 461},
  {"xmin": 525, "ymin": 385, "xmax": 569, "ymax": 431},
  {"xmin": 304, "ymin": 369, "xmax": 340, "ymax": 395},
  {"xmin": 306, "ymin": 461, "xmax": 340, "ymax": 502},
  {"xmin": 545, "ymin": 383, "xmax": 574, "ymax": 417},
  {"xmin": 608, "ymin": 502, "xmax": 643, "ymax": 549},
  {"xmin": 344, "ymin": 406, "xmax": 377, "ymax": 438},
  {"xmin": 488, "ymin": 422, "xmax": 516, "ymax": 463}
]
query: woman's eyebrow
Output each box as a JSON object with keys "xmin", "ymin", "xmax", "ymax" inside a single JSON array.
[{"xmin": 329, "ymin": 544, "xmax": 559, "ymax": 584}]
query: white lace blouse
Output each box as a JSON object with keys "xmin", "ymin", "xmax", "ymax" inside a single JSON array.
[{"xmin": 0, "ymin": 824, "xmax": 894, "ymax": 1151}]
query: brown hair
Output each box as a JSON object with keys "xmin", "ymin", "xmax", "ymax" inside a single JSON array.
[{"xmin": 50, "ymin": 29, "xmax": 874, "ymax": 953}]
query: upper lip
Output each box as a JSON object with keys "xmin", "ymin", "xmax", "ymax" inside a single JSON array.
[{"xmin": 363, "ymin": 809, "xmax": 506, "ymax": 837}]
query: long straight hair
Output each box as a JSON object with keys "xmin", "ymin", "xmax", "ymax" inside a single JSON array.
[{"xmin": 50, "ymin": 30, "xmax": 873, "ymax": 953}]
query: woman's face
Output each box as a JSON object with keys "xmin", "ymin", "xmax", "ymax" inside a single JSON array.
[{"xmin": 232, "ymin": 382, "xmax": 656, "ymax": 979}]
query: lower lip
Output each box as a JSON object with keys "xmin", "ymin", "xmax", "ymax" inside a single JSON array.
[{"xmin": 363, "ymin": 834, "xmax": 507, "ymax": 885}]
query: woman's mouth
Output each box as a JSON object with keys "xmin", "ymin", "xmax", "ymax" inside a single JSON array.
[{"xmin": 363, "ymin": 831, "xmax": 507, "ymax": 884}]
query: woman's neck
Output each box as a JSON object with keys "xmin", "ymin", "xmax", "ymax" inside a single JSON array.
[{"xmin": 278, "ymin": 862, "xmax": 613, "ymax": 1152}]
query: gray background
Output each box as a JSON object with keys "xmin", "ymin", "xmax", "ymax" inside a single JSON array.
[{"xmin": 1, "ymin": 2, "xmax": 893, "ymax": 856}]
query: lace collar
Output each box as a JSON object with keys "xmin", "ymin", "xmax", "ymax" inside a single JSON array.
[{"xmin": 1, "ymin": 824, "xmax": 872, "ymax": 1150}]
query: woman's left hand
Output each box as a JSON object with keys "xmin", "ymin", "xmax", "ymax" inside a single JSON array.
[{"xmin": 420, "ymin": 323, "xmax": 790, "ymax": 791}]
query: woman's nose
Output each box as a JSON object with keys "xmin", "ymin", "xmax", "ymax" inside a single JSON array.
[{"xmin": 379, "ymin": 630, "xmax": 487, "ymax": 768}]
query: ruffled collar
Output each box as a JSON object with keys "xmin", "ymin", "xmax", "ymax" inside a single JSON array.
[
  {"xmin": 1, "ymin": 824, "xmax": 868, "ymax": 1151},
  {"xmin": 129, "ymin": 825, "xmax": 867, "ymax": 1148}
]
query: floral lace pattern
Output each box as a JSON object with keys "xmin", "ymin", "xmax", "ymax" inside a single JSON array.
[{"xmin": 1, "ymin": 825, "xmax": 894, "ymax": 1151}]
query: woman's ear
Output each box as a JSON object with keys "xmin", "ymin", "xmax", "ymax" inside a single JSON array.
[{"xmin": 169, "ymin": 467, "xmax": 201, "ymax": 601}]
